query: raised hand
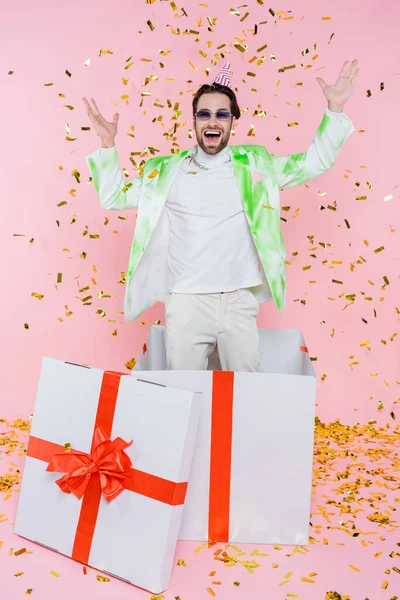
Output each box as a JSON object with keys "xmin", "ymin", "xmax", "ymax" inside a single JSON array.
[
  {"xmin": 316, "ymin": 60, "xmax": 359, "ymax": 113},
  {"xmin": 82, "ymin": 97, "xmax": 119, "ymax": 147}
]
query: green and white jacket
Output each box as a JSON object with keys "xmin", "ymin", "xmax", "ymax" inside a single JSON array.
[{"xmin": 86, "ymin": 108, "xmax": 354, "ymax": 321}]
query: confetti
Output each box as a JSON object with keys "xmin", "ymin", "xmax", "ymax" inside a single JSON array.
[{"xmin": 49, "ymin": 571, "xmax": 60, "ymax": 578}]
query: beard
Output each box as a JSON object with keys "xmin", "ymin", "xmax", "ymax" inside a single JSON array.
[{"xmin": 195, "ymin": 125, "xmax": 231, "ymax": 155}]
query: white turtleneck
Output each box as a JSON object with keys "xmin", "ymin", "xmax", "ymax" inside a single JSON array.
[{"xmin": 164, "ymin": 144, "xmax": 263, "ymax": 294}]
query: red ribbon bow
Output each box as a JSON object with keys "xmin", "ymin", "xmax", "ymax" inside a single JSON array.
[{"xmin": 46, "ymin": 427, "xmax": 133, "ymax": 502}]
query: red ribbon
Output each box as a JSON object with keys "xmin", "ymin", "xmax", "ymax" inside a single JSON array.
[
  {"xmin": 47, "ymin": 427, "xmax": 134, "ymax": 503},
  {"xmin": 208, "ymin": 371, "xmax": 234, "ymax": 543}
]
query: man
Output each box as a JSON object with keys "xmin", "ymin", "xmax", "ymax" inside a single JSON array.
[{"xmin": 84, "ymin": 59, "xmax": 359, "ymax": 372}]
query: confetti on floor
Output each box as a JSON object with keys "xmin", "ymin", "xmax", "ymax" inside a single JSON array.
[{"xmin": 1, "ymin": 416, "xmax": 398, "ymax": 599}]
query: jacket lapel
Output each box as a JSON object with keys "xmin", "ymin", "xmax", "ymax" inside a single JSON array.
[{"xmin": 230, "ymin": 146, "xmax": 255, "ymax": 220}]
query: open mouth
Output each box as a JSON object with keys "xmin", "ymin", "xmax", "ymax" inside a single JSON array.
[{"xmin": 204, "ymin": 130, "xmax": 222, "ymax": 140}]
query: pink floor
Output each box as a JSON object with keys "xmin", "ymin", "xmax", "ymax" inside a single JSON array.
[{"xmin": 1, "ymin": 417, "xmax": 399, "ymax": 600}]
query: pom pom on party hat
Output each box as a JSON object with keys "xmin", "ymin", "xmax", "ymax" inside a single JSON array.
[{"xmin": 211, "ymin": 61, "xmax": 233, "ymax": 88}]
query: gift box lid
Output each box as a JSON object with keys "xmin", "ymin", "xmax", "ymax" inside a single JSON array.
[{"xmin": 15, "ymin": 357, "xmax": 200, "ymax": 594}]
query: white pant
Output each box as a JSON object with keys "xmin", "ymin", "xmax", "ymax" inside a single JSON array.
[{"xmin": 165, "ymin": 289, "xmax": 260, "ymax": 372}]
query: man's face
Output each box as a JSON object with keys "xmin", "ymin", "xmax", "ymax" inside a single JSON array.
[{"xmin": 194, "ymin": 92, "xmax": 234, "ymax": 155}]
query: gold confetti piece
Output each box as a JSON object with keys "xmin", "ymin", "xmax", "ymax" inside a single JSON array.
[
  {"xmin": 44, "ymin": 82, "xmax": 53, "ymax": 86},
  {"xmin": 288, "ymin": 122, "xmax": 298, "ymax": 127},
  {"xmin": 206, "ymin": 589, "xmax": 216, "ymax": 597},
  {"xmin": 148, "ymin": 169, "xmax": 159, "ymax": 179},
  {"xmin": 24, "ymin": 323, "xmax": 29, "ymax": 330},
  {"xmin": 382, "ymin": 581, "xmax": 389, "ymax": 589},
  {"xmin": 300, "ymin": 577, "xmax": 316, "ymax": 583},
  {"xmin": 147, "ymin": 20, "xmax": 155, "ymax": 31},
  {"xmin": 234, "ymin": 43, "xmax": 247, "ymax": 53},
  {"xmin": 348, "ymin": 564, "xmax": 361, "ymax": 572},
  {"xmin": 177, "ymin": 558, "xmax": 187, "ymax": 566},
  {"xmin": 49, "ymin": 571, "xmax": 60, "ymax": 578},
  {"xmin": 57, "ymin": 273, "xmax": 62, "ymax": 284},
  {"xmin": 96, "ymin": 575, "xmax": 110, "ymax": 582},
  {"xmin": 14, "ymin": 572, "xmax": 24, "ymax": 577},
  {"xmin": 374, "ymin": 246, "xmax": 385, "ymax": 253},
  {"xmin": 31, "ymin": 293, "xmax": 44, "ymax": 300},
  {"xmin": 321, "ymin": 15, "xmax": 331, "ymax": 20},
  {"xmin": 150, "ymin": 596, "xmax": 164, "ymax": 600},
  {"xmin": 14, "ymin": 548, "xmax": 26, "ymax": 556},
  {"xmin": 26, "ymin": 590, "xmax": 33, "ymax": 595}
]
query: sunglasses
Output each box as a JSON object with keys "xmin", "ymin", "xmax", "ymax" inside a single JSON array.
[{"xmin": 195, "ymin": 109, "xmax": 233, "ymax": 121}]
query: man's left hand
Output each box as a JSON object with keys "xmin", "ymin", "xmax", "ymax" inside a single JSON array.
[{"xmin": 316, "ymin": 59, "xmax": 359, "ymax": 113}]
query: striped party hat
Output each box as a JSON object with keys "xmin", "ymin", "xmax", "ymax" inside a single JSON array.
[{"xmin": 212, "ymin": 61, "xmax": 232, "ymax": 88}]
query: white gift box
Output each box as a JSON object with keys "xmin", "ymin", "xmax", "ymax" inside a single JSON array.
[
  {"xmin": 15, "ymin": 357, "xmax": 199, "ymax": 594},
  {"xmin": 133, "ymin": 325, "xmax": 316, "ymax": 545}
]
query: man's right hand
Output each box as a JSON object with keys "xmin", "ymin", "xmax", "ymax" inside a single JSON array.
[{"xmin": 82, "ymin": 97, "xmax": 119, "ymax": 148}]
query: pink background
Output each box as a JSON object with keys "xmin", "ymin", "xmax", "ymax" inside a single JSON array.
[
  {"xmin": 1, "ymin": 1, "xmax": 400, "ymax": 598},
  {"xmin": 2, "ymin": 0, "xmax": 399, "ymax": 426}
]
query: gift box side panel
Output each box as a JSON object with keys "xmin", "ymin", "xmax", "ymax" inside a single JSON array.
[
  {"xmin": 259, "ymin": 329, "xmax": 308, "ymax": 375},
  {"xmin": 229, "ymin": 372, "xmax": 316, "ymax": 544},
  {"xmin": 15, "ymin": 456, "xmax": 81, "ymax": 556},
  {"xmin": 29, "ymin": 357, "xmax": 104, "ymax": 453}
]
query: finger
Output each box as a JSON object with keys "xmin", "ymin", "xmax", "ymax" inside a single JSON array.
[
  {"xmin": 316, "ymin": 77, "xmax": 327, "ymax": 91},
  {"xmin": 350, "ymin": 67, "xmax": 360, "ymax": 85},
  {"xmin": 348, "ymin": 59, "xmax": 359, "ymax": 80},
  {"xmin": 82, "ymin": 97, "xmax": 96, "ymax": 122},
  {"xmin": 340, "ymin": 60, "xmax": 350, "ymax": 78},
  {"xmin": 89, "ymin": 98, "xmax": 101, "ymax": 116},
  {"xmin": 82, "ymin": 97, "xmax": 93, "ymax": 114},
  {"xmin": 112, "ymin": 113, "xmax": 119, "ymax": 125}
]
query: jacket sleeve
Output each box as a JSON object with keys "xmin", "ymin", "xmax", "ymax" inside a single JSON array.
[
  {"xmin": 86, "ymin": 146, "xmax": 142, "ymax": 210},
  {"xmin": 270, "ymin": 108, "xmax": 355, "ymax": 189}
]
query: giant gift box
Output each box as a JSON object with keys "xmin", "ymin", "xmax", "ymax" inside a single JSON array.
[
  {"xmin": 15, "ymin": 357, "xmax": 200, "ymax": 594},
  {"xmin": 133, "ymin": 325, "xmax": 316, "ymax": 545}
]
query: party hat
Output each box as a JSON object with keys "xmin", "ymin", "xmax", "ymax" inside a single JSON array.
[{"xmin": 212, "ymin": 61, "xmax": 232, "ymax": 88}]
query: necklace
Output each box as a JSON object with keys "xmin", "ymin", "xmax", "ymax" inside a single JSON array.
[{"xmin": 187, "ymin": 146, "xmax": 208, "ymax": 171}]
